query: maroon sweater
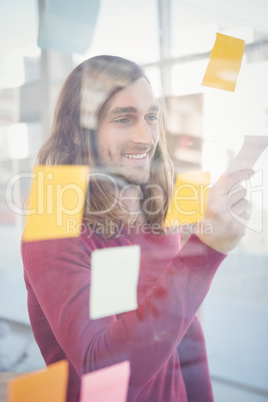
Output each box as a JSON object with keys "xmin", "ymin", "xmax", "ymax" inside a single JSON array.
[{"xmin": 22, "ymin": 227, "xmax": 225, "ymax": 402}]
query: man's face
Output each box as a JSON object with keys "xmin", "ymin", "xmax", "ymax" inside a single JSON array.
[{"xmin": 97, "ymin": 77, "xmax": 160, "ymax": 184}]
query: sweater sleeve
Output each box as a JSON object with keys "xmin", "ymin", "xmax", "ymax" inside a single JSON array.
[{"xmin": 22, "ymin": 233, "xmax": 225, "ymax": 400}]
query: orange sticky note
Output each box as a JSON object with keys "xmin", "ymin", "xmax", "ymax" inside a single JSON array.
[
  {"xmin": 165, "ymin": 171, "xmax": 210, "ymax": 227},
  {"xmin": 8, "ymin": 360, "xmax": 68, "ymax": 402},
  {"xmin": 23, "ymin": 165, "xmax": 89, "ymax": 241},
  {"xmin": 202, "ymin": 33, "xmax": 245, "ymax": 92},
  {"xmin": 80, "ymin": 361, "xmax": 130, "ymax": 402}
]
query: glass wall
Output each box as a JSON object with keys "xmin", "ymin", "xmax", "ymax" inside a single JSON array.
[
  {"xmin": 0, "ymin": 0, "xmax": 267, "ymax": 400},
  {"xmin": 170, "ymin": 2, "xmax": 268, "ymax": 400}
]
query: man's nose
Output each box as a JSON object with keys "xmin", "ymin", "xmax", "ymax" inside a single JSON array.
[{"xmin": 132, "ymin": 119, "xmax": 154, "ymax": 145}]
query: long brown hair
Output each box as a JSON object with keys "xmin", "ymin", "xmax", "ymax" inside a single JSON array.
[{"xmin": 36, "ymin": 55, "xmax": 174, "ymax": 237}]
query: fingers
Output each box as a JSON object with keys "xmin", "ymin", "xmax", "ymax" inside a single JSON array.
[
  {"xmin": 240, "ymin": 211, "xmax": 251, "ymax": 220},
  {"xmin": 198, "ymin": 168, "xmax": 254, "ymax": 254},
  {"xmin": 218, "ymin": 169, "xmax": 254, "ymax": 194},
  {"xmin": 230, "ymin": 197, "xmax": 250, "ymax": 216},
  {"xmin": 228, "ymin": 185, "xmax": 247, "ymax": 207}
]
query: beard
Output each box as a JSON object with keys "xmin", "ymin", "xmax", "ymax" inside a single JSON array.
[
  {"xmin": 94, "ymin": 164, "xmax": 150, "ymax": 187},
  {"xmin": 113, "ymin": 166, "xmax": 150, "ymax": 185}
]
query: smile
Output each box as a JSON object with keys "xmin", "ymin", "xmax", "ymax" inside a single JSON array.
[{"xmin": 122, "ymin": 152, "xmax": 147, "ymax": 159}]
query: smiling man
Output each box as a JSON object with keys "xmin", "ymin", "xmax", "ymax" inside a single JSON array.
[
  {"xmin": 97, "ymin": 78, "xmax": 160, "ymax": 184},
  {"xmin": 22, "ymin": 55, "xmax": 252, "ymax": 402}
]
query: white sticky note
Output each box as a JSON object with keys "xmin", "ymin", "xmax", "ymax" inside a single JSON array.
[
  {"xmin": 80, "ymin": 361, "xmax": 130, "ymax": 402},
  {"xmin": 0, "ymin": 0, "xmax": 38, "ymax": 57},
  {"xmin": 90, "ymin": 246, "xmax": 140, "ymax": 320},
  {"xmin": 38, "ymin": 0, "xmax": 100, "ymax": 54},
  {"xmin": 225, "ymin": 135, "xmax": 268, "ymax": 175}
]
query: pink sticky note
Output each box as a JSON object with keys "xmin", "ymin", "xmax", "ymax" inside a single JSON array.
[{"xmin": 80, "ymin": 361, "xmax": 130, "ymax": 402}]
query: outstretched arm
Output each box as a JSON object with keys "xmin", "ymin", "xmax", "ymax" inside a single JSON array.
[{"xmin": 23, "ymin": 232, "xmax": 224, "ymax": 400}]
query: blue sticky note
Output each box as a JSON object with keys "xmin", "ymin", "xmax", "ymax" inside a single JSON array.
[{"xmin": 38, "ymin": 0, "xmax": 100, "ymax": 54}]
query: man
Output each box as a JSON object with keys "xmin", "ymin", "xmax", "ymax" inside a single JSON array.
[{"xmin": 22, "ymin": 55, "xmax": 252, "ymax": 401}]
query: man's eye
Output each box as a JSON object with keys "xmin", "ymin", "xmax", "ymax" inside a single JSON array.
[
  {"xmin": 115, "ymin": 118, "xmax": 129, "ymax": 124},
  {"xmin": 146, "ymin": 115, "xmax": 158, "ymax": 122}
]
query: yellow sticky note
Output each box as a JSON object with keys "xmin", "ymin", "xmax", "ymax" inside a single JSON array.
[
  {"xmin": 23, "ymin": 165, "xmax": 89, "ymax": 241},
  {"xmin": 165, "ymin": 171, "xmax": 210, "ymax": 227},
  {"xmin": 8, "ymin": 360, "xmax": 68, "ymax": 402},
  {"xmin": 202, "ymin": 33, "xmax": 245, "ymax": 92}
]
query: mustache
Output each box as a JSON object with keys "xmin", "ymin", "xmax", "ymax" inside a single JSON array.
[{"xmin": 121, "ymin": 145, "xmax": 153, "ymax": 154}]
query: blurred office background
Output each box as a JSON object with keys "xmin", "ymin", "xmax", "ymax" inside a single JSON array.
[{"xmin": 0, "ymin": 0, "xmax": 268, "ymax": 401}]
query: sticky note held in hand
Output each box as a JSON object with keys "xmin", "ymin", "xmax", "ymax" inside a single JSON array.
[
  {"xmin": 202, "ymin": 33, "xmax": 245, "ymax": 92},
  {"xmin": 225, "ymin": 135, "xmax": 268, "ymax": 175},
  {"xmin": 23, "ymin": 165, "xmax": 89, "ymax": 241},
  {"xmin": 8, "ymin": 360, "xmax": 68, "ymax": 402},
  {"xmin": 165, "ymin": 171, "xmax": 210, "ymax": 227}
]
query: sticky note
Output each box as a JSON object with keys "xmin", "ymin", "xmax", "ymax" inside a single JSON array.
[
  {"xmin": 202, "ymin": 33, "xmax": 245, "ymax": 92},
  {"xmin": 165, "ymin": 172, "xmax": 210, "ymax": 227},
  {"xmin": 225, "ymin": 135, "xmax": 268, "ymax": 176},
  {"xmin": 0, "ymin": 0, "xmax": 37, "ymax": 57},
  {"xmin": 23, "ymin": 165, "xmax": 89, "ymax": 241},
  {"xmin": 80, "ymin": 361, "xmax": 130, "ymax": 402},
  {"xmin": 90, "ymin": 246, "xmax": 140, "ymax": 319},
  {"xmin": 8, "ymin": 360, "xmax": 68, "ymax": 402},
  {"xmin": 38, "ymin": 0, "xmax": 100, "ymax": 54}
]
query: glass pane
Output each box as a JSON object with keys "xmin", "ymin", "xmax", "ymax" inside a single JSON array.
[
  {"xmin": 171, "ymin": 0, "xmax": 268, "ymax": 57},
  {"xmin": 74, "ymin": 0, "xmax": 159, "ymax": 65},
  {"xmin": 170, "ymin": 1, "xmax": 268, "ymax": 399},
  {"xmin": 144, "ymin": 66, "xmax": 162, "ymax": 98}
]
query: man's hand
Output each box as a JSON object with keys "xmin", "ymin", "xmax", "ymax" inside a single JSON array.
[{"xmin": 196, "ymin": 169, "xmax": 254, "ymax": 254}]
